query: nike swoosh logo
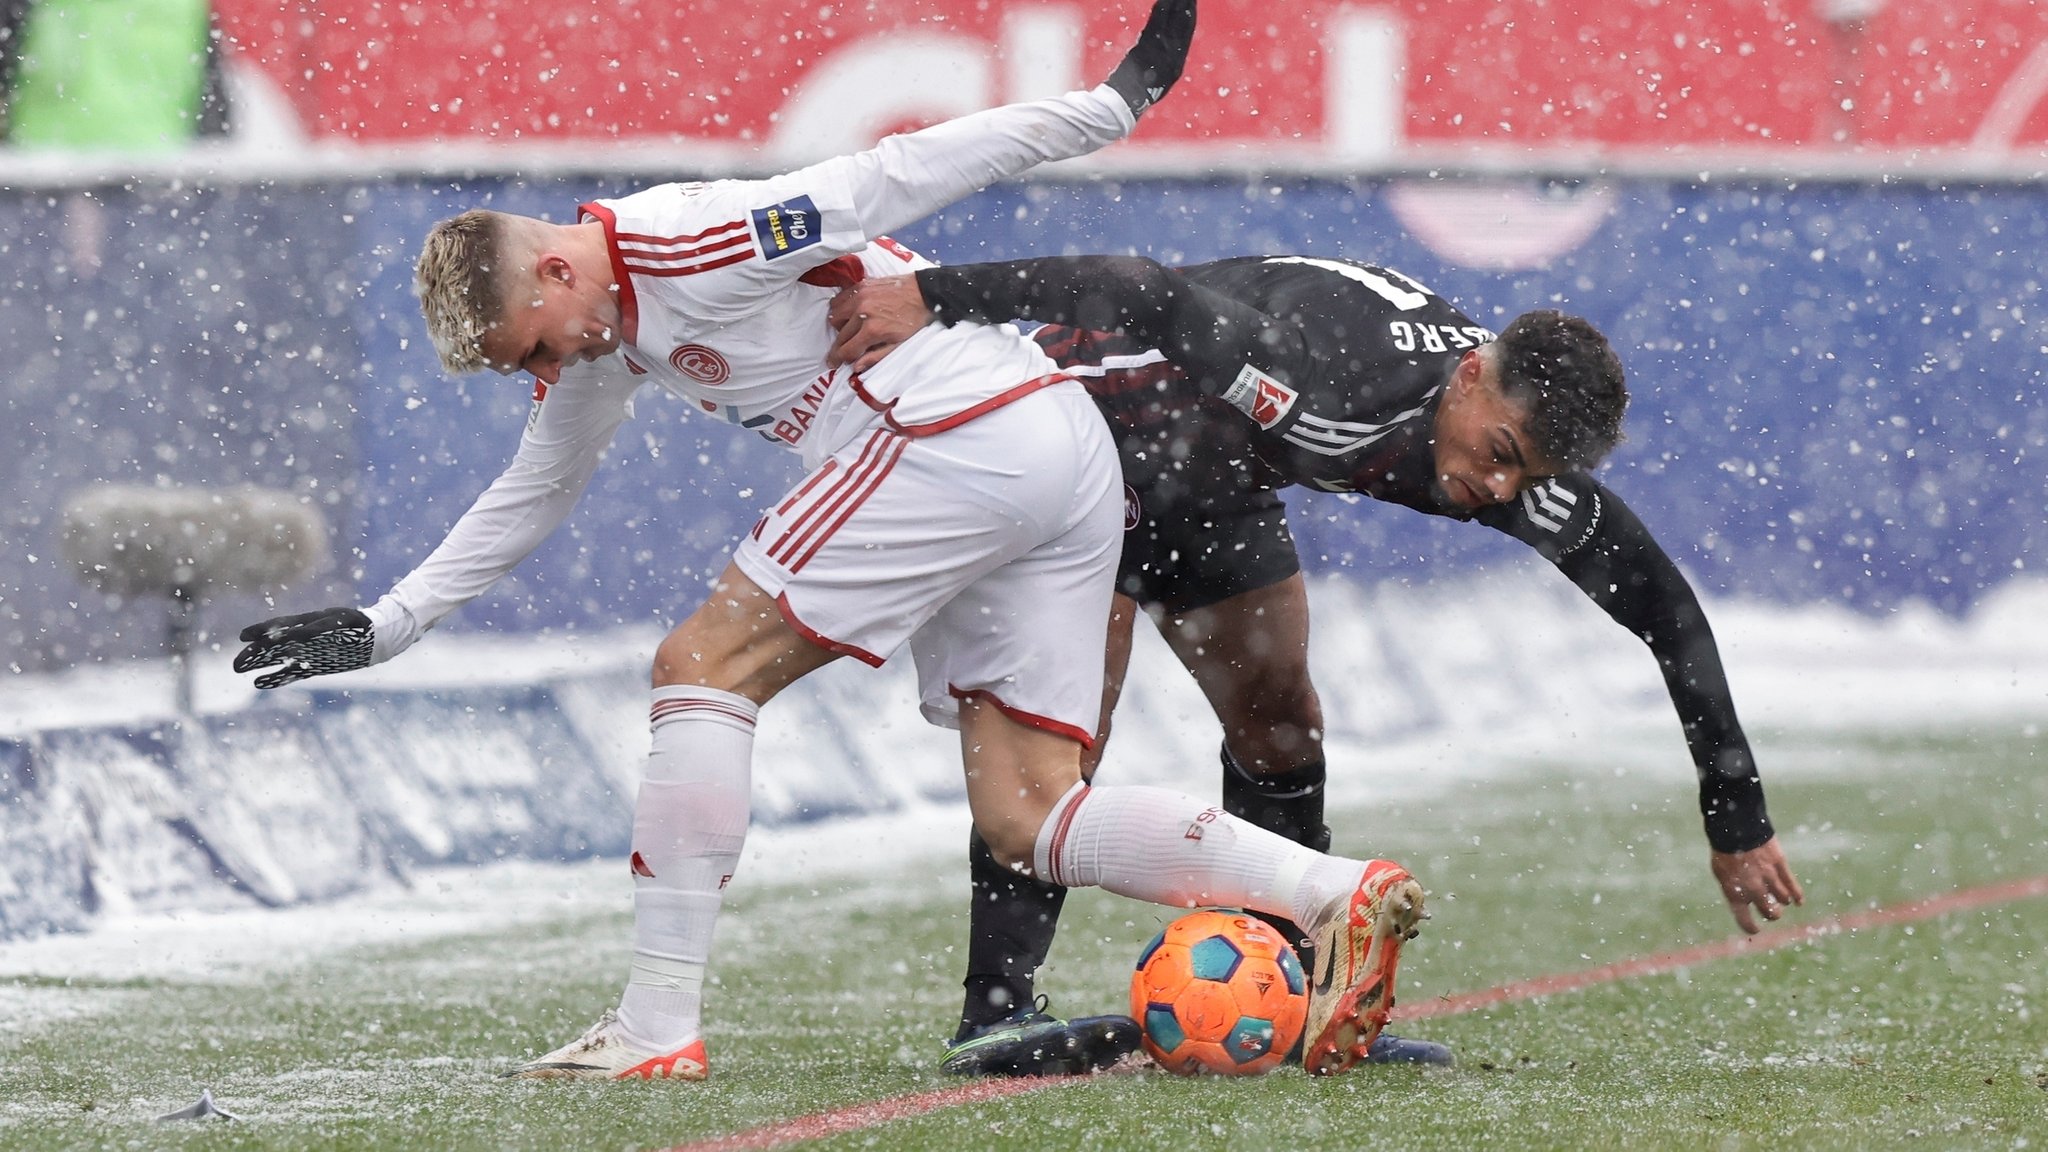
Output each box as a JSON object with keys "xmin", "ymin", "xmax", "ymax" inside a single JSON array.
[{"xmin": 1313, "ymin": 947, "xmax": 1337, "ymax": 997}]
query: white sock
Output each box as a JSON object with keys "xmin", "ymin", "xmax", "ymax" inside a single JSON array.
[
  {"xmin": 1032, "ymin": 782, "xmax": 1366, "ymax": 929},
  {"xmin": 615, "ymin": 685, "xmax": 757, "ymax": 1050}
]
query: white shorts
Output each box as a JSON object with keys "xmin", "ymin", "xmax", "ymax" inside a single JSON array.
[{"xmin": 732, "ymin": 382, "xmax": 1121, "ymax": 744}]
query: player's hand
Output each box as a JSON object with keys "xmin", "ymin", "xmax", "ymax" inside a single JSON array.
[
  {"xmin": 233, "ymin": 606, "xmax": 375, "ymax": 689},
  {"xmin": 1105, "ymin": 0, "xmax": 1197, "ymax": 118},
  {"xmin": 1709, "ymin": 836, "xmax": 1805, "ymax": 935},
  {"xmin": 827, "ymin": 276, "xmax": 933, "ymax": 372}
]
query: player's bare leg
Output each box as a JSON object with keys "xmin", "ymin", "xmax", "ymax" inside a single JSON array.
[
  {"xmin": 944, "ymin": 600, "xmax": 1141, "ymax": 1075},
  {"xmin": 956, "ymin": 695, "xmax": 1424, "ymax": 1077},
  {"xmin": 507, "ymin": 565, "xmax": 838, "ymax": 1081},
  {"xmin": 1081, "ymin": 592, "xmax": 1143, "ymax": 778},
  {"xmin": 1151, "ymin": 575, "xmax": 1322, "ymax": 776}
]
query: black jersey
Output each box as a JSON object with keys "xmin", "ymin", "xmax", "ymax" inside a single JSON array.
[{"xmin": 916, "ymin": 254, "xmax": 1774, "ymax": 855}]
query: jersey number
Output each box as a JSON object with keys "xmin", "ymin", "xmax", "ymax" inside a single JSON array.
[{"xmin": 1266, "ymin": 256, "xmax": 1432, "ymax": 310}]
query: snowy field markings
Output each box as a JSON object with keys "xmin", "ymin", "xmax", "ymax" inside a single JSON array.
[
  {"xmin": 658, "ymin": 1078, "xmax": 1056, "ymax": 1152},
  {"xmin": 1397, "ymin": 871, "xmax": 2048, "ymax": 1022},
  {"xmin": 660, "ymin": 872, "xmax": 2048, "ymax": 1152}
]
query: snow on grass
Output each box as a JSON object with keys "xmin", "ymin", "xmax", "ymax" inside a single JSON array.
[{"xmin": 3, "ymin": 572, "xmax": 2044, "ymax": 1038}]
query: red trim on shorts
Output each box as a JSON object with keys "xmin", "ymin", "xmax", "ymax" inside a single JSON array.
[
  {"xmin": 766, "ymin": 430, "xmax": 906, "ymax": 574},
  {"xmin": 948, "ymin": 687, "xmax": 1096, "ymax": 750},
  {"xmin": 848, "ymin": 372, "xmax": 1074, "ymax": 437},
  {"xmin": 756, "ymin": 457, "xmax": 845, "ymax": 542},
  {"xmin": 579, "ymin": 202, "xmax": 642, "ymax": 347},
  {"xmin": 775, "ymin": 592, "xmax": 885, "ymax": 667},
  {"xmin": 774, "ymin": 458, "xmax": 840, "ymax": 516}
]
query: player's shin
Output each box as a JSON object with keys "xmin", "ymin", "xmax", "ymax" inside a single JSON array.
[
  {"xmin": 1030, "ymin": 781, "xmax": 1360, "ymax": 936},
  {"xmin": 960, "ymin": 829, "xmax": 1067, "ymax": 1036},
  {"xmin": 617, "ymin": 686, "xmax": 757, "ymax": 1050},
  {"xmin": 1220, "ymin": 745, "xmax": 1331, "ymax": 958}
]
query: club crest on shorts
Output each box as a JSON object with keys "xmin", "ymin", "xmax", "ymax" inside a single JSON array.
[
  {"xmin": 1223, "ymin": 364, "xmax": 1298, "ymax": 429},
  {"xmin": 670, "ymin": 343, "xmax": 731, "ymax": 385}
]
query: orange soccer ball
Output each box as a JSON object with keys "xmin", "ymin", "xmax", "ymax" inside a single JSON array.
[{"xmin": 1129, "ymin": 909, "xmax": 1308, "ymax": 1076}]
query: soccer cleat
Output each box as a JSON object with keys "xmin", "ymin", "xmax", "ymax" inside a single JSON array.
[
  {"xmin": 1284, "ymin": 1026, "xmax": 1451, "ymax": 1068},
  {"xmin": 500, "ymin": 1009, "xmax": 708, "ymax": 1081},
  {"xmin": 1062, "ymin": 1014, "xmax": 1144, "ymax": 1073},
  {"xmin": 940, "ymin": 999, "xmax": 1141, "ymax": 1077},
  {"xmin": 1301, "ymin": 858, "xmax": 1427, "ymax": 1077},
  {"xmin": 1366, "ymin": 1031, "xmax": 1453, "ymax": 1067}
]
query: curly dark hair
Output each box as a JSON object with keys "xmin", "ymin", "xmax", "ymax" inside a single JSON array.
[{"xmin": 1492, "ymin": 310, "xmax": 1628, "ymax": 470}]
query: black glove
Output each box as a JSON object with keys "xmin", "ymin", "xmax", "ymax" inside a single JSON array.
[
  {"xmin": 1105, "ymin": 0, "xmax": 1197, "ymax": 118},
  {"xmin": 234, "ymin": 606, "xmax": 375, "ymax": 689}
]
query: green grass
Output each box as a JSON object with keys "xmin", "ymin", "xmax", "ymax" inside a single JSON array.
[{"xmin": 4, "ymin": 727, "xmax": 2047, "ymax": 1151}]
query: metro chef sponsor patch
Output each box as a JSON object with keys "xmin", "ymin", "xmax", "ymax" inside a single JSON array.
[{"xmin": 751, "ymin": 195, "xmax": 823, "ymax": 260}]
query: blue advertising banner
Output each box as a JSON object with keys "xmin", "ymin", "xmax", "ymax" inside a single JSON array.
[{"xmin": 5, "ymin": 176, "xmax": 2043, "ymax": 670}]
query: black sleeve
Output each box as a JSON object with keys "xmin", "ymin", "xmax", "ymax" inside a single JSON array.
[
  {"xmin": 1475, "ymin": 474, "xmax": 1774, "ymax": 854},
  {"xmin": 915, "ymin": 256, "xmax": 1316, "ymax": 393}
]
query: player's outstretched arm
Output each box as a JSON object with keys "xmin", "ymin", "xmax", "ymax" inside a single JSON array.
[
  {"xmin": 234, "ymin": 372, "xmax": 638, "ymax": 691},
  {"xmin": 1475, "ymin": 475, "xmax": 1804, "ymax": 931},
  {"xmin": 831, "ymin": 255, "xmax": 1308, "ymax": 389},
  {"xmin": 824, "ymin": 1, "xmax": 1197, "ymax": 241}
]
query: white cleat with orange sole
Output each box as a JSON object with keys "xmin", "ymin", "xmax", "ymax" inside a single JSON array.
[
  {"xmin": 1302, "ymin": 858, "xmax": 1427, "ymax": 1077},
  {"xmin": 502, "ymin": 1009, "xmax": 708, "ymax": 1081}
]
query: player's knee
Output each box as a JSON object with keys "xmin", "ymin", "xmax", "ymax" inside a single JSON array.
[
  {"xmin": 651, "ymin": 617, "xmax": 754, "ymax": 691},
  {"xmin": 1259, "ymin": 678, "xmax": 1324, "ymax": 749},
  {"xmin": 977, "ymin": 822, "xmax": 1042, "ymax": 877}
]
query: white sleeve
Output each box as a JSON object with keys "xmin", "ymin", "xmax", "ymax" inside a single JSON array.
[
  {"xmin": 825, "ymin": 84, "xmax": 1135, "ymax": 239},
  {"xmin": 615, "ymin": 86, "xmax": 1134, "ymax": 325},
  {"xmin": 362, "ymin": 366, "xmax": 639, "ymax": 662}
]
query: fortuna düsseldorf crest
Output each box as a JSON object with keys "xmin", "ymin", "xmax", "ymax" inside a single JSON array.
[{"xmin": 670, "ymin": 343, "xmax": 731, "ymax": 385}]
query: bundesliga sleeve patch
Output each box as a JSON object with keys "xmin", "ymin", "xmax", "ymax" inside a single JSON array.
[
  {"xmin": 527, "ymin": 379, "xmax": 548, "ymax": 430},
  {"xmin": 1221, "ymin": 364, "xmax": 1298, "ymax": 429},
  {"xmin": 751, "ymin": 195, "xmax": 824, "ymax": 260}
]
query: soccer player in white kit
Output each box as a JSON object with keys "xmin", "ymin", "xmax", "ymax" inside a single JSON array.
[{"xmin": 233, "ymin": 0, "xmax": 1425, "ymax": 1080}]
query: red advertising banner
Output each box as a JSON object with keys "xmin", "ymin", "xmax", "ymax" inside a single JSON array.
[{"xmin": 213, "ymin": 0, "xmax": 2048, "ymax": 160}]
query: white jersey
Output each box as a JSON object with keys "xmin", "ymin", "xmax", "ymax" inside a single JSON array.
[
  {"xmin": 365, "ymin": 86, "xmax": 1136, "ymax": 655},
  {"xmin": 582, "ymin": 194, "xmax": 1055, "ymax": 468}
]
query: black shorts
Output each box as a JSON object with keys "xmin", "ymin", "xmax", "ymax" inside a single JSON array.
[
  {"xmin": 1032, "ymin": 325, "xmax": 1305, "ymax": 616},
  {"xmin": 1116, "ymin": 477, "xmax": 1301, "ymax": 616}
]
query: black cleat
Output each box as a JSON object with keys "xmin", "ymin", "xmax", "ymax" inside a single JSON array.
[
  {"xmin": 1063, "ymin": 1014, "xmax": 1143, "ymax": 1072},
  {"xmin": 940, "ymin": 1000, "xmax": 1140, "ymax": 1077},
  {"xmin": 1285, "ymin": 1027, "xmax": 1452, "ymax": 1067},
  {"xmin": 1364, "ymin": 1031, "xmax": 1453, "ymax": 1066}
]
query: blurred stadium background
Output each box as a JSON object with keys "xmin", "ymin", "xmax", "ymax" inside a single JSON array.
[{"xmin": 2, "ymin": 0, "xmax": 2045, "ymax": 942}]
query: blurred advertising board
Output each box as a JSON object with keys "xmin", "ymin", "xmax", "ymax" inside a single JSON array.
[{"xmin": 214, "ymin": 0, "xmax": 2048, "ymax": 162}]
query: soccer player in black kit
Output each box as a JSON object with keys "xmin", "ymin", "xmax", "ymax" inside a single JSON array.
[{"xmin": 826, "ymin": 253, "xmax": 1806, "ymax": 1075}]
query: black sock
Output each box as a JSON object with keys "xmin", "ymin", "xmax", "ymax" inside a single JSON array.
[
  {"xmin": 957, "ymin": 829, "xmax": 1067, "ymax": 1039},
  {"xmin": 1220, "ymin": 744, "xmax": 1330, "ymax": 960}
]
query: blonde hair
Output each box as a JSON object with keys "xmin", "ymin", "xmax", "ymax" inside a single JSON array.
[{"xmin": 415, "ymin": 209, "xmax": 511, "ymax": 374}]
